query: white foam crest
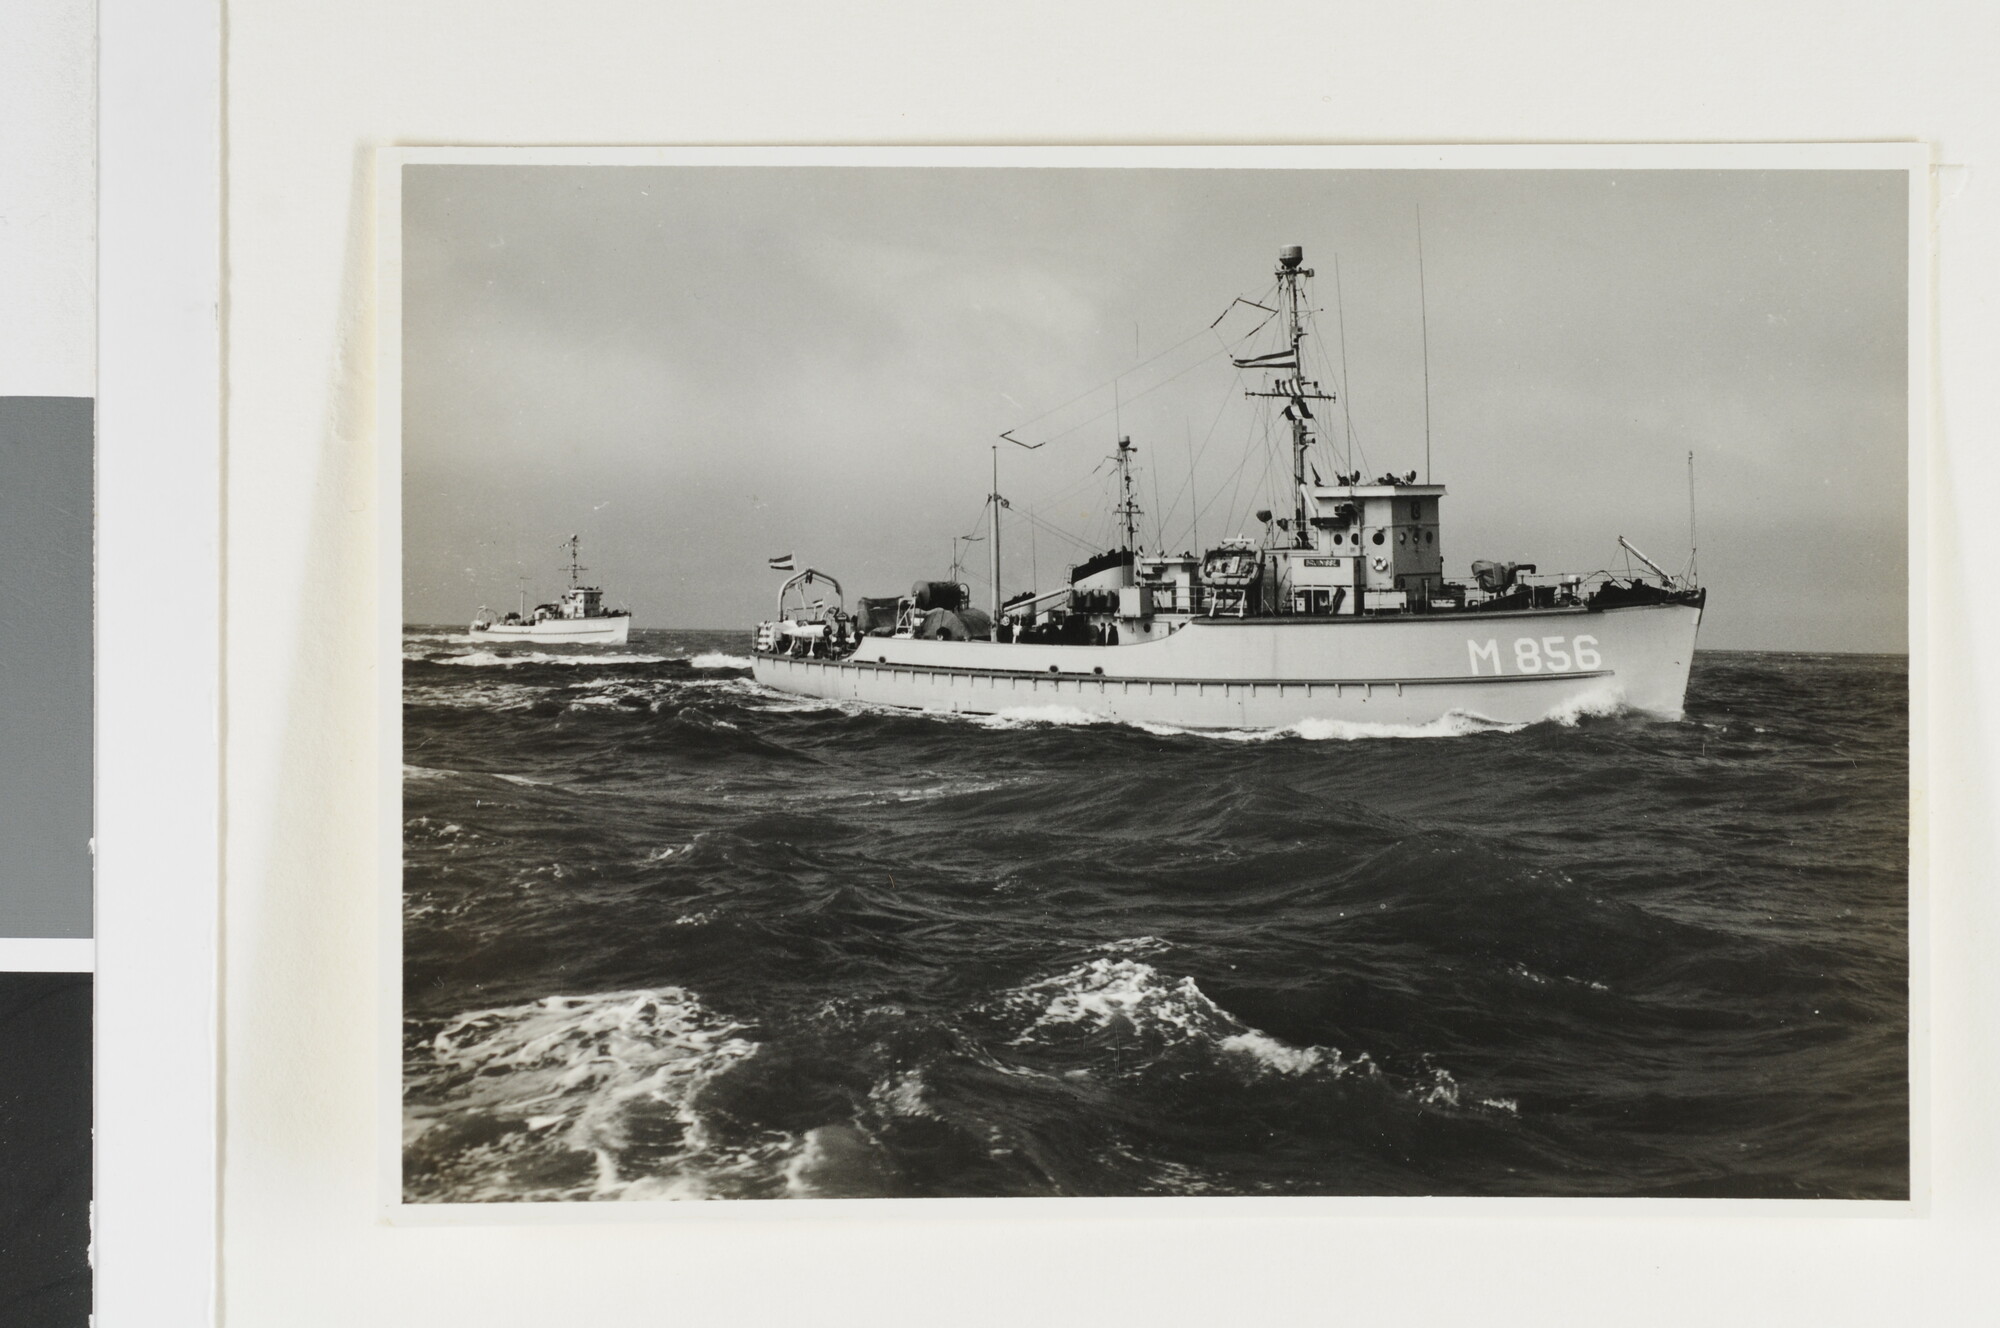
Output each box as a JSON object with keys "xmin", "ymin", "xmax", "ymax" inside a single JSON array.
[
  {"xmin": 403, "ymin": 680, "xmax": 548, "ymax": 712},
  {"xmin": 867, "ymin": 1067, "xmax": 935, "ymax": 1120},
  {"xmin": 997, "ymin": 958, "xmax": 1340, "ymax": 1079},
  {"xmin": 781, "ymin": 1124, "xmax": 897, "ymax": 1198},
  {"xmin": 973, "ymin": 704, "xmax": 1113, "ymax": 729},
  {"xmin": 491, "ymin": 771, "xmax": 557, "ymax": 788},
  {"xmin": 406, "ymin": 987, "xmax": 762, "ymax": 1201},
  {"xmin": 435, "ymin": 650, "xmax": 670, "ymax": 668},
  {"xmin": 718, "ymin": 673, "xmax": 1611, "ymax": 745},
  {"xmin": 1538, "ymin": 684, "xmax": 1631, "ymax": 727},
  {"xmin": 1217, "ymin": 1030, "xmax": 1325, "ymax": 1075},
  {"xmin": 1290, "ymin": 711, "xmax": 1526, "ymax": 741},
  {"xmin": 1072, "ymin": 708, "xmax": 1524, "ymax": 743},
  {"xmin": 689, "ymin": 652, "xmax": 754, "ymax": 670},
  {"xmin": 1094, "ymin": 936, "xmax": 1172, "ymax": 957}
]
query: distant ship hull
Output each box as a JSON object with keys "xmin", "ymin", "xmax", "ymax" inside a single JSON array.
[
  {"xmin": 752, "ymin": 601, "xmax": 1702, "ymax": 729},
  {"xmin": 470, "ymin": 616, "xmax": 632, "ymax": 645}
]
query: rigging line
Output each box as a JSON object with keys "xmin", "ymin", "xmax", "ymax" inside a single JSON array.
[
  {"xmin": 1302, "ymin": 311, "xmax": 1354, "ymax": 481},
  {"xmin": 1241, "ymin": 410, "xmax": 1288, "ymax": 543},
  {"xmin": 1308, "ymin": 301, "xmax": 1368, "ymax": 478},
  {"xmin": 1030, "ymin": 316, "xmax": 1272, "ymax": 449},
  {"xmin": 1331, "ymin": 254, "xmax": 1365, "ymax": 476},
  {"xmin": 1014, "ymin": 511, "xmax": 1095, "ymax": 555},
  {"xmin": 1002, "ymin": 326, "xmax": 1213, "ymax": 434},
  {"xmin": 1032, "ymin": 498, "xmax": 1048, "ymax": 588},
  {"xmin": 1208, "ymin": 405, "xmax": 1267, "ymax": 541},
  {"xmin": 1158, "ymin": 358, "xmax": 1244, "ymax": 550},
  {"xmin": 1417, "ymin": 204, "xmax": 1433, "ymax": 484},
  {"xmin": 1149, "ymin": 436, "xmax": 1164, "ymax": 554},
  {"xmin": 1032, "ymin": 353, "xmax": 1214, "ymax": 447},
  {"xmin": 1022, "ymin": 451, "xmax": 1123, "ymax": 517},
  {"xmin": 1154, "ymin": 327, "xmax": 1250, "ymax": 522},
  {"xmin": 1176, "ymin": 382, "xmax": 1256, "ymax": 548},
  {"xmin": 1009, "ymin": 494, "xmax": 1099, "ymax": 551},
  {"xmin": 1294, "ymin": 305, "xmax": 1338, "ymax": 477},
  {"xmin": 1186, "ymin": 417, "xmax": 1200, "ymax": 553},
  {"xmin": 1024, "ymin": 462, "xmax": 1117, "ymax": 512},
  {"xmin": 1237, "ymin": 423, "xmax": 1280, "ymax": 544},
  {"xmin": 1001, "ymin": 511, "xmax": 1091, "ymax": 569},
  {"xmin": 1000, "ymin": 286, "xmax": 1274, "ymax": 438},
  {"xmin": 1687, "ymin": 449, "xmax": 1699, "ymax": 584}
]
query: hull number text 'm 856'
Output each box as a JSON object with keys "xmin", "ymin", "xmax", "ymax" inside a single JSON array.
[{"xmin": 1467, "ymin": 635, "xmax": 1602, "ymax": 675}]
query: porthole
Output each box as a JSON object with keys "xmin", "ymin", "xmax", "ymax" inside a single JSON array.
[
  {"xmin": 1425, "ymin": 530, "xmax": 1435, "ymax": 545},
  {"xmin": 1371, "ymin": 529, "xmax": 1385, "ymax": 546},
  {"xmin": 1409, "ymin": 501, "xmax": 1421, "ymax": 519},
  {"xmin": 1398, "ymin": 530, "xmax": 1408, "ymax": 545}
]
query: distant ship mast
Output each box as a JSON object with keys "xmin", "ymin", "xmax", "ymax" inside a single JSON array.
[{"xmin": 561, "ymin": 533, "xmax": 586, "ymax": 588}]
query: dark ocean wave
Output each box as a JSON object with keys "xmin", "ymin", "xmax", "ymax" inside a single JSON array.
[{"xmin": 401, "ymin": 629, "xmax": 1908, "ymax": 1201}]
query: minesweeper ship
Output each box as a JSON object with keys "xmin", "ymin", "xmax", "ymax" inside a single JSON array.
[
  {"xmin": 470, "ymin": 535, "xmax": 634, "ymax": 644},
  {"xmin": 752, "ymin": 244, "xmax": 1705, "ymax": 729}
]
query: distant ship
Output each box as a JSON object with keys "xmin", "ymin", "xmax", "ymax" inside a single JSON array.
[
  {"xmin": 752, "ymin": 244, "xmax": 1704, "ymax": 728},
  {"xmin": 471, "ymin": 535, "xmax": 633, "ymax": 644}
]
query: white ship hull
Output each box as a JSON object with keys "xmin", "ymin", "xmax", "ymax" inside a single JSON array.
[
  {"xmin": 470, "ymin": 616, "xmax": 632, "ymax": 645},
  {"xmin": 752, "ymin": 601, "xmax": 1702, "ymax": 729}
]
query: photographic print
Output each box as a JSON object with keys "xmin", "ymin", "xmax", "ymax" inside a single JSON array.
[{"xmin": 387, "ymin": 149, "xmax": 1914, "ymax": 1205}]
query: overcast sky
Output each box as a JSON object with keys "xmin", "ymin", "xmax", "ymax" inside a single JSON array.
[{"xmin": 402, "ymin": 164, "xmax": 1907, "ymax": 652}]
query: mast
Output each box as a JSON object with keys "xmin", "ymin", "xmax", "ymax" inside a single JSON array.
[
  {"xmin": 1417, "ymin": 208, "xmax": 1433, "ymax": 484},
  {"xmin": 1281, "ymin": 247, "xmax": 1311, "ymax": 538},
  {"xmin": 563, "ymin": 533, "xmax": 584, "ymax": 588},
  {"xmin": 1244, "ymin": 247, "xmax": 1333, "ymax": 545},
  {"xmin": 989, "ymin": 444, "xmax": 1002, "ymax": 639},
  {"xmin": 1115, "ymin": 435, "xmax": 1141, "ymax": 560}
]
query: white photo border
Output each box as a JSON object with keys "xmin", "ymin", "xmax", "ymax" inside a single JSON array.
[{"xmin": 376, "ymin": 141, "xmax": 1930, "ymax": 1226}]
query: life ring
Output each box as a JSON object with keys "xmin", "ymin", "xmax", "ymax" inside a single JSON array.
[{"xmin": 1371, "ymin": 556, "xmax": 1389, "ymax": 573}]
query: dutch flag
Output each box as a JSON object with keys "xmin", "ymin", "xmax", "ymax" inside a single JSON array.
[{"xmin": 768, "ymin": 553, "xmax": 796, "ymax": 572}]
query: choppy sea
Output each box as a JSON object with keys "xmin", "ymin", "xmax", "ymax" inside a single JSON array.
[{"xmin": 401, "ymin": 628, "xmax": 1908, "ymax": 1202}]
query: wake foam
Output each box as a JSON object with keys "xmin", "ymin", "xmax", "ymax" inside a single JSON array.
[
  {"xmin": 1134, "ymin": 711, "xmax": 1532, "ymax": 743},
  {"xmin": 435, "ymin": 650, "xmax": 671, "ymax": 668},
  {"xmin": 974, "ymin": 704, "xmax": 1112, "ymax": 729},
  {"xmin": 1538, "ymin": 684, "xmax": 1630, "ymax": 727},
  {"xmin": 689, "ymin": 652, "xmax": 754, "ymax": 670}
]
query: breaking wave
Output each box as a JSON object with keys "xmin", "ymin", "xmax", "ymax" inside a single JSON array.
[
  {"xmin": 403, "ymin": 988, "xmax": 780, "ymax": 1202},
  {"xmin": 992, "ymin": 957, "xmax": 1360, "ymax": 1080},
  {"xmin": 690, "ymin": 652, "xmax": 755, "ymax": 670},
  {"xmin": 433, "ymin": 650, "xmax": 672, "ymax": 668}
]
